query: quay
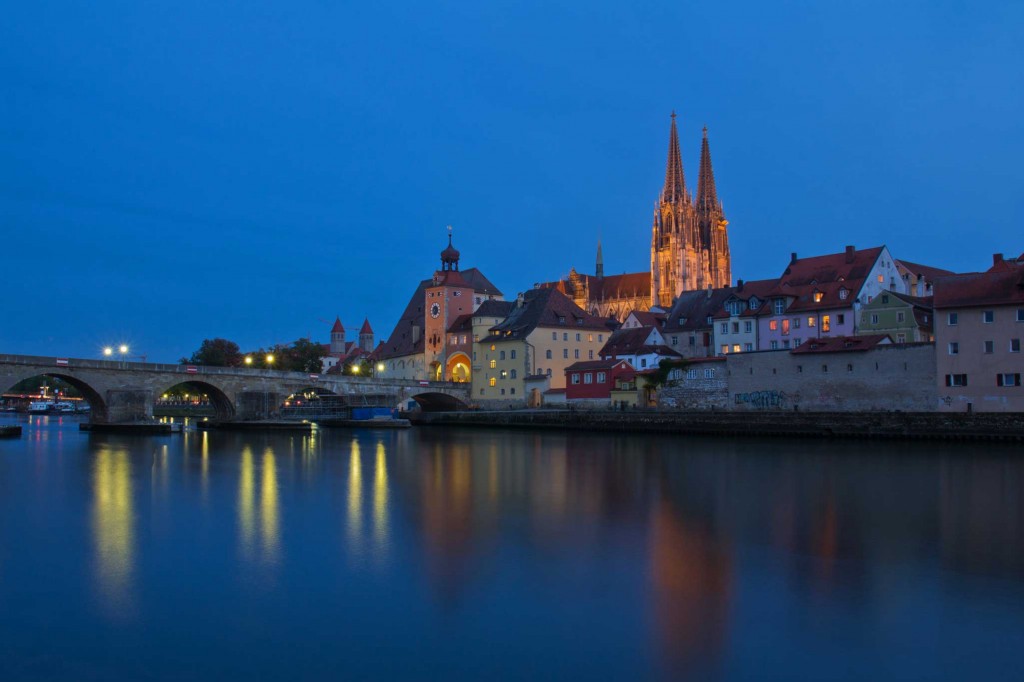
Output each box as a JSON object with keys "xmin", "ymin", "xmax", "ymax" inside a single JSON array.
[
  {"xmin": 0, "ymin": 425, "xmax": 22, "ymax": 438},
  {"xmin": 412, "ymin": 409, "xmax": 1024, "ymax": 442}
]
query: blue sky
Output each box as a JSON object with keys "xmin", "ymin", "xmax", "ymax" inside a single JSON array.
[{"xmin": 2, "ymin": 1, "xmax": 1022, "ymax": 361}]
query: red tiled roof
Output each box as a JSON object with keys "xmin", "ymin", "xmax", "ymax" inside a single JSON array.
[
  {"xmin": 482, "ymin": 288, "xmax": 608, "ymax": 342},
  {"xmin": 539, "ymin": 271, "xmax": 651, "ymax": 301},
  {"xmin": 565, "ymin": 359, "xmax": 634, "ymax": 373},
  {"xmin": 627, "ymin": 311, "xmax": 666, "ymax": 326},
  {"xmin": 780, "ymin": 246, "xmax": 883, "ymax": 287},
  {"xmin": 331, "ymin": 317, "xmax": 344, "ymax": 333},
  {"xmin": 896, "ymin": 259, "xmax": 955, "ymax": 281},
  {"xmin": 359, "ymin": 318, "xmax": 373, "ymax": 334},
  {"xmin": 933, "ymin": 269, "xmax": 1024, "ymax": 309},
  {"xmin": 791, "ymin": 334, "xmax": 891, "ymax": 354},
  {"xmin": 599, "ymin": 326, "xmax": 659, "ymax": 356},
  {"xmin": 663, "ymin": 287, "xmax": 735, "ymax": 332}
]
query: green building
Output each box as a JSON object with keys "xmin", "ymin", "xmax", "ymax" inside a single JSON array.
[{"xmin": 858, "ymin": 291, "xmax": 934, "ymax": 343}]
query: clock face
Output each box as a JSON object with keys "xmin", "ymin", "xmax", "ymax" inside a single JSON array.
[{"xmin": 430, "ymin": 302, "xmax": 441, "ymax": 319}]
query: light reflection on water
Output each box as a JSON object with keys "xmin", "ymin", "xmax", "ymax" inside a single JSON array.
[{"xmin": 0, "ymin": 414, "xmax": 1023, "ymax": 681}]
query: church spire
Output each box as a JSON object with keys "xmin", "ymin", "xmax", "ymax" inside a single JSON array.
[
  {"xmin": 696, "ymin": 125, "xmax": 718, "ymax": 211},
  {"xmin": 595, "ymin": 238, "xmax": 604, "ymax": 279},
  {"xmin": 662, "ymin": 111, "xmax": 688, "ymax": 204}
]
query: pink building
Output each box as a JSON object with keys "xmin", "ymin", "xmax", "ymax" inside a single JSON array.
[{"xmin": 934, "ymin": 260, "xmax": 1024, "ymax": 412}]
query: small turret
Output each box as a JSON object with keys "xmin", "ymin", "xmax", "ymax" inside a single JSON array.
[
  {"xmin": 440, "ymin": 225, "xmax": 460, "ymax": 272},
  {"xmin": 358, "ymin": 318, "xmax": 374, "ymax": 353},
  {"xmin": 596, "ymin": 239, "xmax": 604, "ymax": 279},
  {"xmin": 330, "ymin": 317, "xmax": 346, "ymax": 354}
]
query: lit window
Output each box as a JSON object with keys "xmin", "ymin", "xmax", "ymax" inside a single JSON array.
[
  {"xmin": 721, "ymin": 345, "xmax": 728, "ymax": 354},
  {"xmin": 782, "ymin": 319, "xmax": 790, "ymax": 335},
  {"xmin": 769, "ymin": 320, "xmax": 778, "ymax": 331},
  {"xmin": 489, "ymin": 377, "xmax": 496, "ymax": 387},
  {"xmin": 878, "ymin": 274, "xmax": 884, "ymax": 283},
  {"xmin": 500, "ymin": 370, "xmax": 507, "ymax": 378},
  {"xmin": 732, "ymin": 344, "xmax": 740, "ymax": 353},
  {"xmin": 807, "ymin": 317, "xmax": 816, "ymax": 328},
  {"xmin": 983, "ymin": 310, "xmax": 994, "ymax": 323},
  {"xmin": 588, "ymin": 334, "xmax": 593, "ymax": 342},
  {"xmin": 489, "ymin": 359, "xmax": 496, "ymax": 369},
  {"xmin": 813, "ymin": 291, "xmax": 823, "ymax": 303},
  {"xmin": 490, "ymin": 344, "xmax": 496, "ymax": 351},
  {"xmin": 822, "ymin": 315, "xmax": 831, "ymax": 332}
]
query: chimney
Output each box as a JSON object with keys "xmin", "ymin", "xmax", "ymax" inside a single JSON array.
[
  {"xmin": 790, "ymin": 252, "xmax": 798, "ymax": 263},
  {"xmin": 845, "ymin": 245, "xmax": 855, "ymax": 263},
  {"xmin": 916, "ymin": 276, "xmax": 925, "ymax": 297},
  {"xmin": 994, "ymin": 253, "xmax": 1005, "ymax": 266},
  {"xmin": 706, "ymin": 284, "xmax": 712, "ymax": 299},
  {"xmin": 737, "ymin": 279, "xmax": 745, "ymax": 292}
]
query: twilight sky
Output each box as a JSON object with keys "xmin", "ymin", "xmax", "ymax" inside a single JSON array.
[{"xmin": 2, "ymin": 1, "xmax": 1022, "ymax": 362}]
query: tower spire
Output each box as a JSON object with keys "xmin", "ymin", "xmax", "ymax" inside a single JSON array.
[
  {"xmin": 595, "ymin": 237, "xmax": 604, "ymax": 279},
  {"xmin": 696, "ymin": 125, "xmax": 718, "ymax": 211},
  {"xmin": 662, "ymin": 111, "xmax": 688, "ymax": 203}
]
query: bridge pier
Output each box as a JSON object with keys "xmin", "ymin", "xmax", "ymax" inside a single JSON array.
[
  {"xmin": 236, "ymin": 391, "xmax": 281, "ymax": 421},
  {"xmin": 103, "ymin": 389, "xmax": 152, "ymax": 424}
]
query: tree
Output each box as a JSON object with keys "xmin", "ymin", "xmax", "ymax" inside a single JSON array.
[
  {"xmin": 182, "ymin": 338, "xmax": 243, "ymax": 367},
  {"xmin": 288, "ymin": 338, "xmax": 328, "ymax": 373},
  {"xmin": 644, "ymin": 358, "xmax": 690, "ymax": 389},
  {"xmin": 342, "ymin": 358, "xmax": 370, "ymax": 376}
]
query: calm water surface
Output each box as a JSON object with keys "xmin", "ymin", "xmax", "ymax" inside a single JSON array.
[{"xmin": 1, "ymin": 414, "xmax": 1022, "ymax": 680}]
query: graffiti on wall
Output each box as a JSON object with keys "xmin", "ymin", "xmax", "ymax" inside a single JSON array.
[{"xmin": 734, "ymin": 390, "xmax": 787, "ymax": 409}]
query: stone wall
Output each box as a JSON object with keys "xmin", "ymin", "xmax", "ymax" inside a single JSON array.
[{"xmin": 725, "ymin": 343, "xmax": 936, "ymax": 412}]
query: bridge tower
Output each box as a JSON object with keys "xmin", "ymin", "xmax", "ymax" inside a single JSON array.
[{"xmin": 424, "ymin": 229, "xmax": 474, "ymax": 381}]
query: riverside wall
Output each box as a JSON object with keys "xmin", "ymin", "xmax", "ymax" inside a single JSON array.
[{"xmin": 412, "ymin": 409, "xmax": 1024, "ymax": 441}]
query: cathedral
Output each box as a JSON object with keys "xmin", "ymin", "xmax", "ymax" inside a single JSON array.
[{"xmin": 544, "ymin": 113, "xmax": 732, "ymax": 315}]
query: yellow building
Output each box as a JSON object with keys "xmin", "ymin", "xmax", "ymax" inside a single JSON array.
[{"xmin": 472, "ymin": 288, "xmax": 612, "ymax": 404}]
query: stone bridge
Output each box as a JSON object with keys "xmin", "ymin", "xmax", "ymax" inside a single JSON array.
[{"xmin": 0, "ymin": 354, "xmax": 470, "ymax": 423}]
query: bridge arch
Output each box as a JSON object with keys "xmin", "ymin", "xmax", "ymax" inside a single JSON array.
[
  {"xmin": 408, "ymin": 391, "xmax": 469, "ymax": 412},
  {"xmin": 157, "ymin": 379, "xmax": 235, "ymax": 421},
  {"xmin": 0, "ymin": 371, "xmax": 108, "ymax": 421},
  {"xmin": 445, "ymin": 352, "xmax": 471, "ymax": 383}
]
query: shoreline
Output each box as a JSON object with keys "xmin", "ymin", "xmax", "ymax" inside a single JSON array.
[{"xmin": 411, "ymin": 409, "xmax": 1024, "ymax": 442}]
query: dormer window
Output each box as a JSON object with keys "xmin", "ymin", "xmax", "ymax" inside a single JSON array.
[
  {"xmin": 558, "ymin": 316, "xmax": 566, "ymax": 324},
  {"xmin": 839, "ymin": 288, "xmax": 849, "ymax": 300},
  {"xmin": 774, "ymin": 299, "xmax": 785, "ymax": 315},
  {"xmin": 749, "ymin": 297, "xmax": 759, "ymax": 309},
  {"xmin": 813, "ymin": 291, "xmax": 824, "ymax": 303},
  {"xmin": 706, "ymin": 316, "xmax": 713, "ymax": 324}
]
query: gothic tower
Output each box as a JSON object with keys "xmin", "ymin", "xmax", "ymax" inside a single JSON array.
[
  {"xmin": 650, "ymin": 113, "xmax": 731, "ymax": 307},
  {"xmin": 358, "ymin": 318, "xmax": 374, "ymax": 353},
  {"xmin": 330, "ymin": 317, "xmax": 346, "ymax": 354}
]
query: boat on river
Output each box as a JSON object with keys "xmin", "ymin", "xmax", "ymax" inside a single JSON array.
[{"xmin": 28, "ymin": 401, "xmax": 53, "ymax": 414}]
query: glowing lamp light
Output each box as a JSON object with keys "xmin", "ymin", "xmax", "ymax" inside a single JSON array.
[
  {"xmin": 119, "ymin": 344, "xmax": 129, "ymax": 354},
  {"xmin": 244, "ymin": 356, "xmax": 253, "ymax": 365},
  {"xmin": 376, "ymin": 363, "xmax": 385, "ymax": 372},
  {"xmin": 103, "ymin": 347, "xmax": 113, "ymax": 357},
  {"xmin": 265, "ymin": 354, "xmax": 275, "ymax": 364}
]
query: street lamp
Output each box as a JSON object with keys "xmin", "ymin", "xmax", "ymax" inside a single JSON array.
[
  {"xmin": 245, "ymin": 356, "xmax": 253, "ymax": 366},
  {"xmin": 103, "ymin": 347, "xmax": 113, "ymax": 357},
  {"xmin": 265, "ymin": 354, "xmax": 275, "ymax": 367},
  {"xmin": 376, "ymin": 362, "xmax": 385, "ymax": 376}
]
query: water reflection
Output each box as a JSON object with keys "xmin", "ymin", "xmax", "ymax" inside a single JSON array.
[
  {"xmin": 347, "ymin": 439, "xmax": 362, "ymax": 555},
  {"xmin": 373, "ymin": 441, "xmax": 388, "ymax": 554},
  {"xmin": 91, "ymin": 443, "xmax": 135, "ymax": 618},
  {"xmin": 238, "ymin": 445, "xmax": 280, "ymax": 565}
]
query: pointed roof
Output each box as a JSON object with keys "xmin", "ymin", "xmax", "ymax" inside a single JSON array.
[
  {"xmin": 596, "ymin": 239, "xmax": 603, "ymax": 268},
  {"xmin": 662, "ymin": 112, "xmax": 688, "ymax": 204},
  {"xmin": 696, "ymin": 126, "xmax": 718, "ymax": 211},
  {"xmin": 359, "ymin": 318, "xmax": 373, "ymax": 334},
  {"xmin": 331, "ymin": 317, "xmax": 344, "ymax": 333}
]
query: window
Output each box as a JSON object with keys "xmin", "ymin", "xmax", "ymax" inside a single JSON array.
[
  {"xmin": 597, "ymin": 372, "xmax": 607, "ymax": 383},
  {"xmin": 997, "ymin": 373, "xmax": 1022, "ymax": 387},
  {"xmin": 545, "ymin": 349, "xmax": 552, "ymax": 359},
  {"xmin": 793, "ymin": 317, "xmax": 801, "ymax": 329},
  {"xmin": 897, "ymin": 333, "xmax": 906, "ymax": 343},
  {"xmin": 782, "ymin": 319, "xmax": 790, "ymax": 335},
  {"xmin": 546, "ymin": 368, "xmax": 551, "ymax": 377},
  {"xmin": 598, "ymin": 334, "xmax": 603, "ymax": 342},
  {"xmin": 783, "ymin": 340, "xmax": 790, "ymax": 348},
  {"xmin": 948, "ymin": 313, "xmax": 958, "ymax": 326},
  {"xmin": 871, "ymin": 313, "xmax": 879, "ymax": 324},
  {"xmin": 822, "ymin": 364, "xmax": 828, "ymax": 373},
  {"xmin": 689, "ymin": 336, "xmax": 696, "ymax": 346},
  {"xmin": 686, "ymin": 369, "xmax": 698, "ymax": 379},
  {"xmin": 706, "ymin": 316, "xmax": 713, "ymax": 324},
  {"xmin": 489, "ymin": 377, "xmax": 496, "ymax": 387},
  {"xmin": 770, "ymin": 340, "xmax": 779, "ymax": 350},
  {"xmin": 948, "ymin": 342, "xmax": 959, "ymax": 355},
  {"xmin": 558, "ymin": 316, "xmax": 566, "ymax": 325},
  {"xmin": 749, "ymin": 297, "xmax": 760, "ymax": 309},
  {"xmin": 897, "ymin": 312, "xmax": 905, "ymax": 323},
  {"xmin": 807, "ymin": 317, "xmax": 816, "ymax": 328},
  {"xmin": 813, "ymin": 291, "xmax": 823, "ymax": 302},
  {"xmin": 769, "ymin": 320, "xmax": 778, "ymax": 331},
  {"xmin": 983, "ymin": 311, "xmax": 994, "ymax": 323},
  {"xmin": 583, "ymin": 373, "xmax": 593, "ymax": 384},
  {"xmin": 641, "ymin": 358, "xmax": 647, "ymax": 367},
  {"xmin": 744, "ymin": 321, "xmax": 752, "ymax": 333},
  {"xmin": 822, "ymin": 315, "xmax": 831, "ymax": 333},
  {"xmin": 500, "ymin": 388, "xmax": 505, "ymax": 395},
  {"xmin": 721, "ymin": 322, "xmax": 728, "ymax": 334},
  {"xmin": 499, "ymin": 351, "xmax": 505, "ymax": 360},
  {"xmin": 574, "ymin": 349, "xmax": 580, "ymax": 359},
  {"xmin": 489, "ymin": 359, "xmax": 496, "ymax": 369},
  {"xmin": 732, "ymin": 344, "xmax": 741, "ymax": 353},
  {"xmin": 575, "ymin": 333, "xmax": 581, "ymax": 342},
  {"xmin": 882, "ymin": 295, "xmax": 890, "ymax": 304},
  {"xmin": 732, "ymin": 322, "xmax": 740, "ymax": 334},
  {"xmin": 671, "ymin": 336, "xmax": 679, "ymax": 346},
  {"xmin": 563, "ymin": 333, "xmax": 568, "ymax": 341},
  {"xmin": 774, "ymin": 299, "xmax": 785, "ymax": 314},
  {"xmin": 561, "ymin": 349, "xmax": 567, "ymax": 359},
  {"xmin": 571, "ymin": 374, "xmax": 580, "ymax": 385},
  {"xmin": 510, "ymin": 388, "xmax": 515, "ymax": 395},
  {"xmin": 490, "ymin": 344, "xmax": 496, "ymax": 351},
  {"xmin": 588, "ymin": 334, "xmax": 593, "ymax": 342},
  {"xmin": 839, "ymin": 288, "xmax": 849, "ymax": 300},
  {"xmin": 472, "ymin": 352, "xmax": 477, "ymax": 361},
  {"xmin": 945, "ymin": 374, "xmax": 968, "ymax": 387},
  {"xmin": 588, "ymin": 349, "xmax": 594, "ymax": 360},
  {"xmin": 721, "ymin": 344, "xmax": 729, "ymax": 354},
  {"xmin": 1018, "ymin": 309, "xmax": 1024, "ymax": 322},
  {"xmin": 704, "ymin": 368, "xmax": 716, "ymax": 379},
  {"xmin": 878, "ymin": 274, "xmax": 884, "ymax": 283},
  {"xmin": 984, "ymin": 341, "xmax": 994, "ymax": 354},
  {"xmin": 794, "ymin": 338, "xmax": 802, "ymax": 346},
  {"xmin": 744, "ymin": 342, "xmax": 753, "ymax": 352},
  {"xmin": 552, "ymin": 332, "xmax": 557, "ymax": 340},
  {"xmin": 510, "ymin": 369, "xmax": 517, "ymax": 379},
  {"xmin": 847, "ymin": 363, "xmax": 854, "ymax": 372},
  {"xmin": 500, "ymin": 370, "xmax": 507, "ymax": 379},
  {"xmin": 837, "ymin": 314, "xmax": 845, "ymax": 325},
  {"xmin": 1011, "ymin": 339, "xmax": 1021, "ymax": 353}
]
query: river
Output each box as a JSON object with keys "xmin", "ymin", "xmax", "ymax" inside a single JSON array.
[{"xmin": 1, "ymin": 414, "xmax": 1022, "ymax": 680}]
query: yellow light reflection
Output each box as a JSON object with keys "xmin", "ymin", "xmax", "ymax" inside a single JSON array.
[
  {"xmin": 261, "ymin": 447, "xmax": 279, "ymax": 563},
  {"xmin": 373, "ymin": 441, "xmax": 388, "ymax": 551},
  {"xmin": 92, "ymin": 444, "xmax": 135, "ymax": 617},
  {"xmin": 239, "ymin": 446, "xmax": 255, "ymax": 557},
  {"xmin": 348, "ymin": 439, "xmax": 362, "ymax": 551}
]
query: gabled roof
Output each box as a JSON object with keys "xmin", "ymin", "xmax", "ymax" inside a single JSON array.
[
  {"xmin": 599, "ymin": 326, "xmax": 659, "ymax": 356},
  {"xmin": 482, "ymin": 288, "xmax": 608, "ymax": 342},
  {"xmin": 663, "ymin": 287, "xmax": 735, "ymax": 332},
  {"xmin": 626, "ymin": 310, "xmax": 667, "ymax": 326},
  {"xmin": 714, "ymin": 278, "xmax": 779, "ymax": 318},
  {"xmin": 933, "ymin": 269, "xmax": 1024, "ymax": 309},
  {"xmin": 791, "ymin": 334, "xmax": 891, "ymax": 354},
  {"xmin": 539, "ymin": 271, "xmax": 651, "ymax": 302},
  {"xmin": 896, "ymin": 259, "xmax": 955, "ymax": 282},
  {"xmin": 461, "ymin": 267, "xmax": 503, "ymax": 296},
  {"xmin": 474, "ymin": 299, "xmax": 514, "ymax": 319},
  {"xmin": 780, "ymin": 246, "xmax": 884, "ymax": 287}
]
